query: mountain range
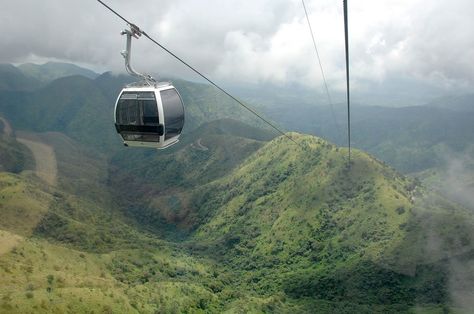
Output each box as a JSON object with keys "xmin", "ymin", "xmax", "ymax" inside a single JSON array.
[{"xmin": 0, "ymin": 62, "xmax": 473, "ymax": 313}]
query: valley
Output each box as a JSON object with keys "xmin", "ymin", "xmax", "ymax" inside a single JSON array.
[{"xmin": 0, "ymin": 63, "xmax": 473, "ymax": 313}]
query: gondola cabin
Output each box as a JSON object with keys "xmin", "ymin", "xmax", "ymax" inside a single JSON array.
[{"xmin": 114, "ymin": 82, "xmax": 185, "ymax": 149}]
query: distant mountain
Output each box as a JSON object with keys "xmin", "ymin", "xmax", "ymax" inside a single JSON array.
[
  {"xmin": 0, "ymin": 74, "xmax": 120, "ymax": 153},
  {"xmin": 425, "ymin": 94, "xmax": 474, "ymax": 112},
  {"xmin": 171, "ymin": 78, "xmax": 270, "ymax": 132},
  {"xmin": 18, "ymin": 62, "xmax": 100, "ymax": 83},
  {"xmin": 262, "ymin": 98, "xmax": 474, "ymax": 173},
  {"xmin": 229, "ymin": 74, "xmax": 451, "ymax": 110},
  {"xmin": 3, "ymin": 63, "xmax": 472, "ymax": 175},
  {"xmin": 0, "ymin": 68, "xmax": 271, "ymax": 155},
  {"xmin": 0, "ymin": 64, "xmax": 41, "ymax": 91}
]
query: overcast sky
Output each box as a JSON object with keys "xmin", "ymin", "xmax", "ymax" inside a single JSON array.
[{"xmin": 1, "ymin": 0, "xmax": 473, "ymax": 93}]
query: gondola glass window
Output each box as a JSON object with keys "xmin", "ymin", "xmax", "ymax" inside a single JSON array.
[
  {"xmin": 161, "ymin": 88, "xmax": 185, "ymax": 140},
  {"xmin": 116, "ymin": 91, "xmax": 161, "ymax": 142}
]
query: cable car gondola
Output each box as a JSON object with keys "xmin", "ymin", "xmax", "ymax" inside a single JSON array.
[{"xmin": 114, "ymin": 27, "xmax": 184, "ymax": 149}]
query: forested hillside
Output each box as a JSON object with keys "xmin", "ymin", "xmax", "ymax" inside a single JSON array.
[{"xmin": 1, "ymin": 63, "xmax": 473, "ymax": 312}]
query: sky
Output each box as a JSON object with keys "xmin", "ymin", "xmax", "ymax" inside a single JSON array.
[{"xmin": 1, "ymin": 0, "xmax": 474, "ymax": 96}]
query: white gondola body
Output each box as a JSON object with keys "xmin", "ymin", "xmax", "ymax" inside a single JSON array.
[{"xmin": 114, "ymin": 82, "xmax": 185, "ymax": 149}]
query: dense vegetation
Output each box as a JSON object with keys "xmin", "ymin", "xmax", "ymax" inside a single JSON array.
[{"xmin": 0, "ymin": 63, "xmax": 473, "ymax": 313}]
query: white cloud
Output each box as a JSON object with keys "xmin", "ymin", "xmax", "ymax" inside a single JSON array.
[{"xmin": 1, "ymin": 0, "xmax": 473, "ymax": 91}]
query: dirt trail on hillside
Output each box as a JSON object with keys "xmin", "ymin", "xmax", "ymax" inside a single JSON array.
[
  {"xmin": 191, "ymin": 138, "xmax": 209, "ymax": 151},
  {"xmin": 0, "ymin": 116, "xmax": 12, "ymax": 137},
  {"xmin": 16, "ymin": 134, "xmax": 58, "ymax": 186}
]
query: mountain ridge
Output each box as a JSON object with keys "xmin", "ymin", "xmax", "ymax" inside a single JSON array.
[
  {"xmin": 182, "ymin": 133, "xmax": 474, "ymax": 307},
  {"xmin": 18, "ymin": 62, "xmax": 100, "ymax": 82},
  {"xmin": 1, "ymin": 63, "xmax": 473, "ymax": 312}
]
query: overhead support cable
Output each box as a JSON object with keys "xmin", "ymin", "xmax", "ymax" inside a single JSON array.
[
  {"xmin": 301, "ymin": 0, "xmax": 342, "ymax": 141},
  {"xmin": 97, "ymin": 0, "xmax": 303, "ymax": 149},
  {"xmin": 343, "ymin": 0, "xmax": 351, "ymax": 165}
]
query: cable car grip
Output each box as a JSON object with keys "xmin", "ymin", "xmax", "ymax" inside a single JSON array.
[{"xmin": 120, "ymin": 28, "xmax": 155, "ymax": 85}]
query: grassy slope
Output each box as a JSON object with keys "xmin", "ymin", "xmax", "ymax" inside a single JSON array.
[
  {"xmin": 0, "ymin": 146, "xmax": 297, "ymax": 313},
  {"xmin": 0, "ymin": 137, "xmax": 228, "ymax": 313},
  {"xmin": 0, "ymin": 224, "xmax": 229, "ymax": 313},
  {"xmin": 0, "ymin": 120, "xmax": 289, "ymax": 312},
  {"xmin": 1, "ymin": 64, "xmax": 472, "ymax": 312},
  {"xmin": 2, "ymin": 130, "xmax": 471, "ymax": 312},
  {"xmin": 186, "ymin": 133, "xmax": 474, "ymax": 309}
]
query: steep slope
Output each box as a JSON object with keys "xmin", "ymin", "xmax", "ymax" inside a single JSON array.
[{"xmin": 186, "ymin": 133, "xmax": 474, "ymax": 308}]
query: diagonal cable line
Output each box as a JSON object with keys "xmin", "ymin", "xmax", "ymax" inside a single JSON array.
[
  {"xmin": 97, "ymin": 0, "xmax": 304, "ymax": 149},
  {"xmin": 301, "ymin": 0, "xmax": 343, "ymax": 143}
]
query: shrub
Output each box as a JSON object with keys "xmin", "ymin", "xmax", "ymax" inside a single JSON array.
[
  {"xmin": 396, "ymin": 206, "xmax": 405, "ymax": 215},
  {"xmin": 47, "ymin": 274, "xmax": 54, "ymax": 285}
]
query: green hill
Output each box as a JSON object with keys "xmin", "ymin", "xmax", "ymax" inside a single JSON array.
[
  {"xmin": 2, "ymin": 62, "xmax": 473, "ymax": 175},
  {"xmin": 1, "ymin": 125, "xmax": 472, "ymax": 312},
  {"xmin": 171, "ymin": 79, "xmax": 269, "ymax": 132},
  {"xmin": 18, "ymin": 62, "xmax": 99, "ymax": 83},
  {"xmin": 0, "ymin": 169, "xmax": 231, "ymax": 313},
  {"xmin": 1, "ymin": 63, "xmax": 473, "ymax": 312},
  {"xmin": 0, "ymin": 137, "xmax": 33, "ymax": 174},
  {"xmin": 0, "ymin": 69, "xmax": 275, "ymax": 156},
  {"xmin": 4, "ymin": 128, "xmax": 471, "ymax": 312},
  {"xmin": 183, "ymin": 134, "xmax": 474, "ymax": 309},
  {"xmin": 0, "ymin": 64, "xmax": 41, "ymax": 92},
  {"xmin": 0, "ymin": 128, "xmax": 231, "ymax": 313},
  {"xmin": 108, "ymin": 118, "xmax": 275, "ymax": 237}
]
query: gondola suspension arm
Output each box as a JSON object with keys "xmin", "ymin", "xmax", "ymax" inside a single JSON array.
[{"xmin": 120, "ymin": 25, "xmax": 155, "ymax": 85}]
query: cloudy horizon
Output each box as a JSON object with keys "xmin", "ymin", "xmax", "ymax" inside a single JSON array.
[{"xmin": 2, "ymin": 0, "xmax": 473, "ymax": 98}]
